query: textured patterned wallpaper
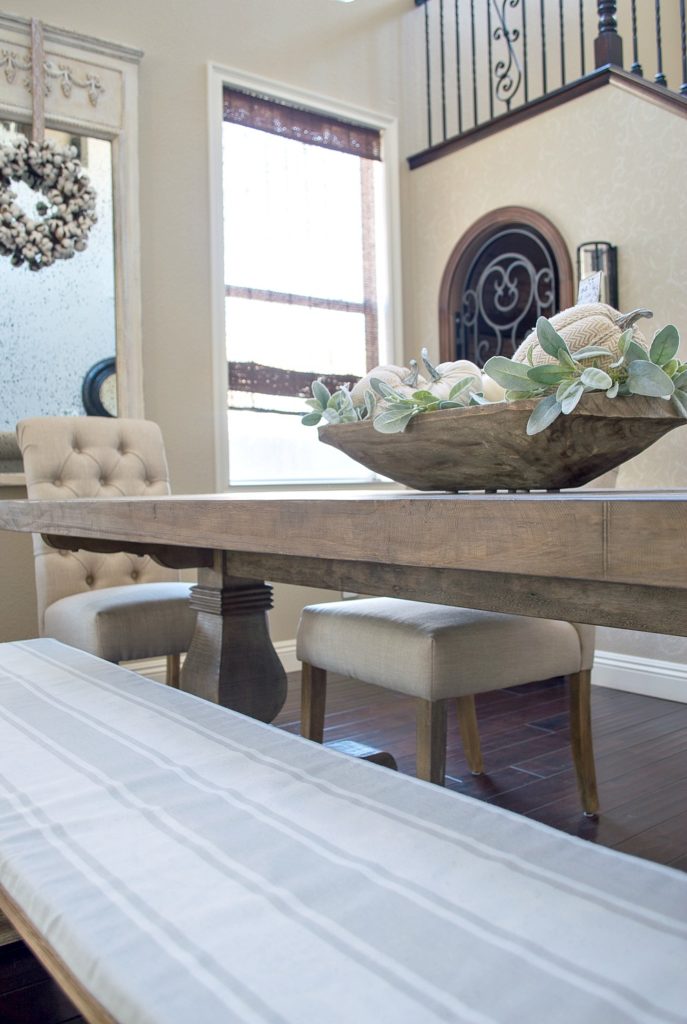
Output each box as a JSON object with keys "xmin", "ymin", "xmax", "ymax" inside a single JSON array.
[
  {"xmin": 0, "ymin": 127, "xmax": 115, "ymax": 432},
  {"xmin": 404, "ymin": 82, "xmax": 687, "ymax": 666}
]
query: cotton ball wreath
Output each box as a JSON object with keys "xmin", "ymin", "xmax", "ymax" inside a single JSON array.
[{"xmin": 0, "ymin": 137, "xmax": 97, "ymax": 271}]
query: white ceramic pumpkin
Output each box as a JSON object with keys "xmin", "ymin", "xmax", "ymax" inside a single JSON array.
[
  {"xmin": 480, "ymin": 373, "xmax": 506, "ymax": 402},
  {"xmin": 350, "ymin": 360, "xmax": 426, "ymax": 407},
  {"xmin": 420, "ymin": 349, "xmax": 482, "ymax": 401}
]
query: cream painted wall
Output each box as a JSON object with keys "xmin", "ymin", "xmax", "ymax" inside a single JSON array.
[
  {"xmin": 403, "ymin": 81, "xmax": 687, "ymax": 666},
  {"xmin": 404, "ymin": 84, "xmax": 687, "ymax": 356},
  {"xmin": 0, "ymin": 0, "xmax": 419, "ymax": 644}
]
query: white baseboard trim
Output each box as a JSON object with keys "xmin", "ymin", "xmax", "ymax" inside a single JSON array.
[
  {"xmin": 274, "ymin": 639, "xmax": 300, "ymax": 675},
  {"xmin": 593, "ymin": 650, "xmax": 687, "ymax": 704},
  {"xmin": 124, "ymin": 640, "xmax": 301, "ymax": 685},
  {"xmin": 127, "ymin": 646, "xmax": 687, "ymax": 705}
]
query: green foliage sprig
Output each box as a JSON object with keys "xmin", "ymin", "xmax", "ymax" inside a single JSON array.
[
  {"xmin": 483, "ymin": 318, "xmax": 687, "ymax": 435},
  {"xmin": 301, "ymin": 374, "xmax": 483, "ymax": 433},
  {"xmin": 366, "ymin": 375, "xmax": 481, "ymax": 433},
  {"xmin": 301, "ymin": 319, "xmax": 687, "ymax": 437},
  {"xmin": 300, "ymin": 380, "xmax": 366, "ymax": 427}
]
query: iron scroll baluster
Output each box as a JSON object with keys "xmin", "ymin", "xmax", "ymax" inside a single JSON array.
[
  {"xmin": 492, "ymin": 0, "xmax": 523, "ymax": 112},
  {"xmin": 654, "ymin": 0, "xmax": 668, "ymax": 86},
  {"xmin": 455, "ymin": 0, "xmax": 464, "ymax": 133},
  {"xmin": 630, "ymin": 0, "xmax": 643, "ymax": 76}
]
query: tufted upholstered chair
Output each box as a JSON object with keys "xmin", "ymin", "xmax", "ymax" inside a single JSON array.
[
  {"xmin": 16, "ymin": 417, "xmax": 196, "ymax": 684},
  {"xmin": 297, "ymin": 598, "xmax": 598, "ymax": 814}
]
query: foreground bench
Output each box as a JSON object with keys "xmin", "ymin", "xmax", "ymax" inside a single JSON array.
[{"xmin": 0, "ymin": 639, "xmax": 685, "ymax": 1023}]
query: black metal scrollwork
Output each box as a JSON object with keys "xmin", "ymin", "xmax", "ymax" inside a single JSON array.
[
  {"xmin": 455, "ymin": 226, "xmax": 558, "ymax": 364},
  {"xmin": 492, "ymin": 0, "xmax": 523, "ymax": 110}
]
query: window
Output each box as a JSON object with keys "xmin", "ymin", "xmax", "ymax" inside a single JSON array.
[{"xmin": 221, "ymin": 87, "xmax": 394, "ymax": 485}]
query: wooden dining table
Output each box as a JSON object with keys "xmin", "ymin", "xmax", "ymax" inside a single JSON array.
[{"xmin": 0, "ymin": 489, "xmax": 685, "ymax": 722}]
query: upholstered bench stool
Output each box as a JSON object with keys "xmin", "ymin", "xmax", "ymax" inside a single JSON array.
[{"xmin": 297, "ymin": 597, "xmax": 598, "ymax": 812}]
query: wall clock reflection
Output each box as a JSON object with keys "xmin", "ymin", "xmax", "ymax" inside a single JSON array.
[{"xmin": 82, "ymin": 357, "xmax": 117, "ymax": 417}]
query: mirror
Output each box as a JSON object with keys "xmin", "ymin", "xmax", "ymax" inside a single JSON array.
[
  {"xmin": 0, "ymin": 13, "xmax": 143, "ymax": 481},
  {"xmin": 0, "ymin": 121, "xmax": 116, "ymax": 431}
]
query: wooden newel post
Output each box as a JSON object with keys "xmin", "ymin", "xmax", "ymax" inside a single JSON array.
[{"xmin": 594, "ymin": 0, "xmax": 624, "ymax": 68}]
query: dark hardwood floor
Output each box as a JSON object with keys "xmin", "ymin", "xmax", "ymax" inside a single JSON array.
[{"xmin": 3, "ymin": 673, "xmax": 686, "ymax": 1022}]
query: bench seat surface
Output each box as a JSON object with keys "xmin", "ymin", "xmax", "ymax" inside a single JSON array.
[{"xmin": 0, "ymin": 639, "xmax": 685, "ymax": 1024}]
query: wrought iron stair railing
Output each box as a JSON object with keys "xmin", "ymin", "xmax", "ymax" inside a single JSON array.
[{"xmin": 414, "ymin": 0, "xmax": 687, "ymax": 152}]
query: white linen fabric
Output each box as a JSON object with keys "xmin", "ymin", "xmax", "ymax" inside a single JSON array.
[
  {"xmin": 298, "ymin": 598, "xmax": 595, "ymax": 699},
  {"xmin": 0, "ymin": 639, "xmax": 685, "ymax": 1024}
]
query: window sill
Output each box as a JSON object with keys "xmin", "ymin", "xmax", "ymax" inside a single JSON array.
[{"xmin": 225, "ymin": 479, "xmax": 406, "ymax": 494}]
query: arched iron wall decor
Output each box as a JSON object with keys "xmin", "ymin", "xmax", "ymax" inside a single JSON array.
[{"xmin": 439, "ymin": 207, "xmax": 573, "ymax": 366}]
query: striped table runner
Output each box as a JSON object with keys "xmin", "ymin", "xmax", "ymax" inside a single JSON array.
[{"xmin": 0, "ymin": 639, "xmax": 685, "ymax": 1023}]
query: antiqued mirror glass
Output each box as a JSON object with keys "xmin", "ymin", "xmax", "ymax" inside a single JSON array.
[{"xmin": 0, "ymin": 120, "xmax": 116, "ymax": 432}]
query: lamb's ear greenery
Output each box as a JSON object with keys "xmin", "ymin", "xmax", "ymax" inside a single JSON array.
[
  {"xmin": 311, "ymin": 380, "xmax": 331, "ymax": 408},
  {"xmin": 483, "ymin": 321, "xmax": 686, "ymax": 436},
  {"xmin": 526, "ymin": 395, "xmax": 562, "ymax": 435},
  {"xmin": 302, "ymin": 323, "xmax": 687, "ymax": 436},
  {"xmin": 483, "ymin": 356, "xmax": 538, "ymax": 392},
  {"xmin": 535, "ymin": 317, "xmax": 571, "ymax": 360},
  {"xmin": 301, "ymin": 379, "xmax": 366, "ymax": 427},
  {"xmin": 650, "ymin": 325, "xmax": 680, "ymax": 367}
]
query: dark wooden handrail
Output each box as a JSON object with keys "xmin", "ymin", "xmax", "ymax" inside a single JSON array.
[{"xmin": 408, "ymin": 64, "xmax": 687, "ymax": 169}]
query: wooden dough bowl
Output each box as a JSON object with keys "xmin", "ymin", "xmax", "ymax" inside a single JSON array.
[{"xmin": 318, "ymin": 393, "xmax": 687, "ymax": 492}]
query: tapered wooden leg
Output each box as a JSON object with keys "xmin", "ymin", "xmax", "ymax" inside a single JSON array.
[
  {"xmin": 416, "ymin": 698, "xmax": 448, "ymax": 785},
  {"xmin": 301, "ymin": 663, "xmax": 327, "ymax": 743},
  {"xmin": 456, "ymin": 695, "xmax": 484, "ymax": 775},
  {"xmin": 166, "ymin": 654, "xmax": 181, "ymax": 688},
  {"xmin": 567, "ymin": 669, "xmax": 599, "ymax": 816}
]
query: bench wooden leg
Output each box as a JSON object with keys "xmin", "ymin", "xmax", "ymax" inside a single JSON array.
[
  {"xmin": 416, "ymin": 698, "xmax": 448, "ymax": 785},
  {"xmin": 567, "ymin": 669, "xmax": 599, "ymax": 816},
  {"xmin": 301, "ymin": 663, "xmax": 327, "ymax": 743},
  {"xmin": 166, "ymin": 654, "xmax": 181, "ymax": 688},
  {"xmin": 456, "ymin": 694, "xmax": 484, "ymax": 775}
]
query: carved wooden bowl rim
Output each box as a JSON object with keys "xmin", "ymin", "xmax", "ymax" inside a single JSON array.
[
  {"xmin": 328, "ymin": 392, "xmax": 679, "ymax": 430},
  {"xmin": 317, "ymin": 393, "xmax": 687, "ymax": 492}
]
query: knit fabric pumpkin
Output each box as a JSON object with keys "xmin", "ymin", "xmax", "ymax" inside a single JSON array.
[{"xmin": 512, "ymin": 304, "xmax": 653, "ymax": 370}]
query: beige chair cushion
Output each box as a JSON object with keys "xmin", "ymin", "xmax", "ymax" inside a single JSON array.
[
  {"xmin": 16, "ymin": 417, "xmax": 180, "ymax": 632},
  {"xmin": 297, "ymin": 598, "xmax": 595, "ymax": 701},
  {"xmin": 43, "ymin": 582, "xmax": 196, "ymax": 662}
]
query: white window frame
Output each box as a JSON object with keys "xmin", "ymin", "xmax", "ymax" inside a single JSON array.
[{"xmin": 207, "ymin": 63, "xmax": 403, "ymax": 491}]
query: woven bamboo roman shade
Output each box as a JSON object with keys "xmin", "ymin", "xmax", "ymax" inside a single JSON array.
[{"xmin": 223, "ymin": 87, "xmax": 381, "ymax": 159}]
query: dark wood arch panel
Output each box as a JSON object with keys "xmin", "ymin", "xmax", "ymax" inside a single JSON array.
[{"xmin": 439, "ymin": 207, "xmax": 574, "ymax": 364}]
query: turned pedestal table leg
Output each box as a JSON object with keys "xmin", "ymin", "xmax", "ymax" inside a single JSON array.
[{"xmin": 180, "ymin": 554, "xmax": 287, "ymax": 722}]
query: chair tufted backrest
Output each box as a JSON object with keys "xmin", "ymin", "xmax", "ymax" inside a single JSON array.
[{"xmin": 17, "ymin": 417, "xmax": 179, "ymax": 633}]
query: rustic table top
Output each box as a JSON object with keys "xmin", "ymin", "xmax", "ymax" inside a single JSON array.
[{"xmin": 1, "ymin": 490, "xmax": 685, "ymax": 635}]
